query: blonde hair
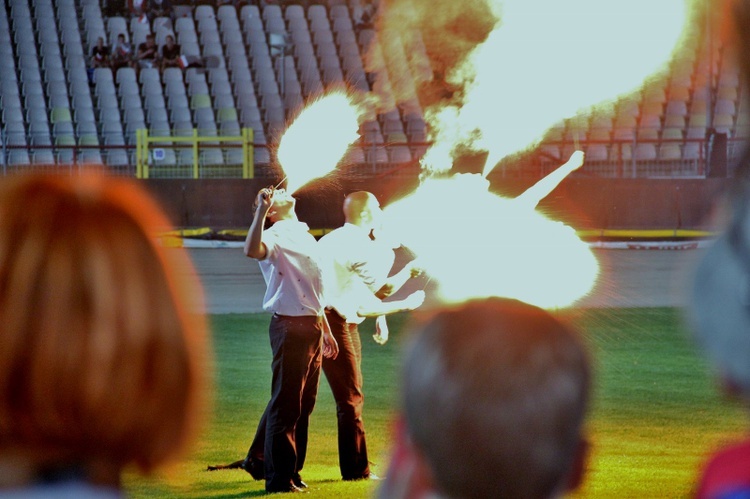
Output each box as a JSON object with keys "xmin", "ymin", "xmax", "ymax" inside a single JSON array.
[{"xmin": 0, "ymin": 172, "xmax": 210, "ymax": 474}]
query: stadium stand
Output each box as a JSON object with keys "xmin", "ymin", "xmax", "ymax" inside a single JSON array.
[{"xmin": 0, "ymin": 0, "xmax": 744, "ymax": 177}]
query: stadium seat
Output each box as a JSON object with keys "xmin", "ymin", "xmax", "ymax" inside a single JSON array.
[
  {"xmin": 54, "ymin": 134, "xmax": 76, "ymax": 163},
  {"xmin": 715, "ymin": 98, "xmax": 737, "ymax": 116},
  {"xmin": 659, "ymin": 143, "xmax": 682, "ymax": 161},
  {"xmin": 683, "ymin": 141, "xmax": 703, "ymax": 161},
  {"xmin": 147, "ymin": 106, "xmax": 168, "ymax": 124},
  {"xmin": 665, "ymin": 100, "xmax": 688, "ymax": 117},
  {"xmin": 663, "ymin": 114, "xmax": 686, "ymax": 129},
  {"xmin": 585, "ymin": 144, "xmax": 609, "ymax": 161},
  {"xmin": 714, "ymin": 114, "xmax": 735, "ymax": 136}
]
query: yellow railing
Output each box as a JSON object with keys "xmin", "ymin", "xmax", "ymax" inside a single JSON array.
[{"xmin": 135, "ymin": 128, "xmax": 255, "ymax": 179}]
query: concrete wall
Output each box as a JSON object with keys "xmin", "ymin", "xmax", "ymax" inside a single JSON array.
[{"xmin": 144, "ymin": 177, "xmax": 730, "ymax": 231}]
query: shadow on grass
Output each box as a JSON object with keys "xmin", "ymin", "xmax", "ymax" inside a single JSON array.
[{"xmin": 211, "ymin": 493, "xmax": 267, "ymax": 498}]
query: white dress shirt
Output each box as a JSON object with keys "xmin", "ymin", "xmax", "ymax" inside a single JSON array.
[
  {"xmin": 258, "ymin": 219, "xmax": 326, "ymax": 316},
  {"xmin": 318, "ymin": 223, "xmax": 395, "ymax": 324}
]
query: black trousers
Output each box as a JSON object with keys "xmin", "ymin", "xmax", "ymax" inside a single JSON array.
[
  {"xmin": 321, "ymin": 309, "xmax": 370, "ymax": 480},
  {"xmin": 254, "ymin": 314, "xmax": 322, "ymax": 492},
  {"xmin": 246, "ymin": 310, "xmax": 370, "ymax": 481}
]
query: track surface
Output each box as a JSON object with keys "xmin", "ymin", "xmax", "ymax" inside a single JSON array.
[{"xmin": 184, "ymin": 247, "xmax": 707, "ymax": 314}]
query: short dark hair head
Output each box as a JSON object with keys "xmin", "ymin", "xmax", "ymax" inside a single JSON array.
[{"xmin": 402, "ymin": 297, "xmax": 591, "ymax": 499}]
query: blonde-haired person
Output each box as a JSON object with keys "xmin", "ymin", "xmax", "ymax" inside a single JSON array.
[{"xmin": 0, "ymin": 172, "xmax": 210, "ymax": 497}]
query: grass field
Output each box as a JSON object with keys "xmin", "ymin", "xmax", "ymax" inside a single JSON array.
[{"xmin": 125, "ymin": 308, "xmax": 748, "ymax": 498}]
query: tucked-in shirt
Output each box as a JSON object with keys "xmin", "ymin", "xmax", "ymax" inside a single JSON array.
[
  {"xmin": 318, "ymin": 223, "xmax": 395, "ymax": 324},
  {"xmin": 258, "ymin": 219, "xmax": 326, "ymax": 317}
]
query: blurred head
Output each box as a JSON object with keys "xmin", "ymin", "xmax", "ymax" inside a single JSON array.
[
  {"xmin": 690, "ymin": 192, "xmax": 750, "ymax": 398},
  {"xmin": 117, "ymin": 33, "xmax": 125, "ymax": 43},
  {"xmin": 147, "ymin": 33, "xmax": 156, "ymax": 45},
  {"xmin": 383, "ymin": 298, "xmax": 590, "ymax": 499},
  {"xmin": 343, "ymin": 191, "xmax": 382, "ymax": 230},
  {"xmin": 0, "ymin": 172, "xmax": 210, "ymax": 486},
  {"xmin": 165, "ymin": 34, "xmax": 174, "ymax": 46},
  {"xmin": 96, "ymin": 36, "xmax": 104, "ymax": 47},
  {"xmin": 689, "ymin": 0, "xmax": 750, "ymax": 401}
]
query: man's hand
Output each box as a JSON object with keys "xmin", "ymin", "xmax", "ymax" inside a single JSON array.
[
  {"xmin": 318, "ymin": 314, "xmax": 339, "ymax": 359},
  {"xmin": 567, "ymin": 150, "xmax": 585, "ymax": 170},
  {"xmin": 373, "ymin": 315, "xmax": 389, "ymax": 345},
  {"xmin": 256, "ymin": 186, "xmax": 274, "ymax": 213}
]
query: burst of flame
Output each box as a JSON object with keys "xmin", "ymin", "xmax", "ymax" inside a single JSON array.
[
  {"xmin": 384, "ymin": 153, "xmax": 598, "ymax": 309},
  {"xmin": 276, "ymin": 91, "xmax": 362, "ymax": 193},
  {"xmin": 417, "ymin": 0, "xmax": 694, "ymax": 175}
]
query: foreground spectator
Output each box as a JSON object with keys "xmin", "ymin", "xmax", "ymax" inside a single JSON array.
[
  {"xmin": 690, "ymin": 1, "xmax": 750, "ymax": 496},
  {"xmin": 380, "ymin": 298, "xmax": 591, "ymax": 499},
  {"xmin": 0, "ymin": 172, "xmax": 210, "ymax": 496}
]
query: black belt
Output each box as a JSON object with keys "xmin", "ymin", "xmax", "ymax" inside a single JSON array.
[{"xmin": 272, "ymin": 313, "xmax": 317, "ymax": 320}]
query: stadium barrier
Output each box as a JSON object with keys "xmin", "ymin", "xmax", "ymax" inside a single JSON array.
[
  {"xmin": 1, "ymin": 134, "xmax": 746, "ymax": 179},
  {"xmin": 135, "ymin": 127, "xmax": 255, "ymax": 179}
]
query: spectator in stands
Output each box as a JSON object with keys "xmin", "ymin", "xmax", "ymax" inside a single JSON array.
[
  {"xmin": 104, "ymin": 0, "xmax": 127, "ymax": 17},
  {"xmin": 147, "ymin": 0, "xmax": 173, "ymax": 20},
  {"xmin": 379, "ymin": 298, "xmax": 591, "ymax": 499},
  {"xmin": 88, "ymin": 36, "xmax": 111, "ymax": 84},
  {"xmin": 0, "ymin": 172, "xmax": 210, "ymax": 497},
  {"xmin": 160, "ymin": 34, "xmax": 182, "ymax": 72},
  {"xmin": 110, "ymin": 33, "xmax": 135, "ymax": 72},
  {"xmin": 136, "ymin": 33, "xmax": 159, "ymax": 70},
  {"xmin": 129, "ymin": 0, "xmax": 149, "ymax": 18},
  {"xmin": 354, "ymin": 4, "xmax": 375, "ymax": 31},
  {"xmin": 90, "ymin": 36, "xmax": 111, "ymax": 69}
]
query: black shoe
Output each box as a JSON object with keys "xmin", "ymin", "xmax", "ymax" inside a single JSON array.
[
  {"xmin": 292, "ymin": 474, "xmax": 307, "ymax": 488},
  {"xmin": 241, "ymin": 457, "xmax": 265, "ymax": 481}
]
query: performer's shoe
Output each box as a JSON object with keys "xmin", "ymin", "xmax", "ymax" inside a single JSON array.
[
  {"xmin": 240, "ymin": 457, "xmax": 265, "ymax": 481},
  {"xmin": 292, "ymin": 474, "xmax": 308, "ymax": 488}
]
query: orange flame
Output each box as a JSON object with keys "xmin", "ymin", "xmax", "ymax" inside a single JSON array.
[
  {"xmin": 276, "ymin": 91, "xmax": 362, "ymax": 193},
  {"xmin": 421, "ymin": 0, "xmax": 696, "ymax": 175},
  {"xmin": 384, "ymin": 152, "xmax": 598, "ymax": 309}
]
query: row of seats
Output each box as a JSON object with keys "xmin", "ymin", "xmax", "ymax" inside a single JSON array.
[
  {"xmin": 540, "ymin": 33, "xmax": 746, "ymax": 164},
  {"xmin": 0, "ymin": 0, "xmax": 745, "ymax": 171}
]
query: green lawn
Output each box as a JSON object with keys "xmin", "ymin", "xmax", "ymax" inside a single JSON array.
[{"xmin": 125, "ymin": 308, "xmax": 748, "ymax": 498}]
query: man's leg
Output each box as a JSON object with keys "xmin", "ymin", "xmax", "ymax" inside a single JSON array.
[
  {"xmin": 294, "ymin": 339, "xmax": 323, "ymax": 486},
  {"xmin": 264, "ymin": 315, "xmax": 321, "ymax": 492},
  {"xmin": 242, "ymin": 404, "xmax": 268, "ymax": 480},
  {"xmin": 322, "ymin": 311, "xmax": 370, "ymax": 480}
]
